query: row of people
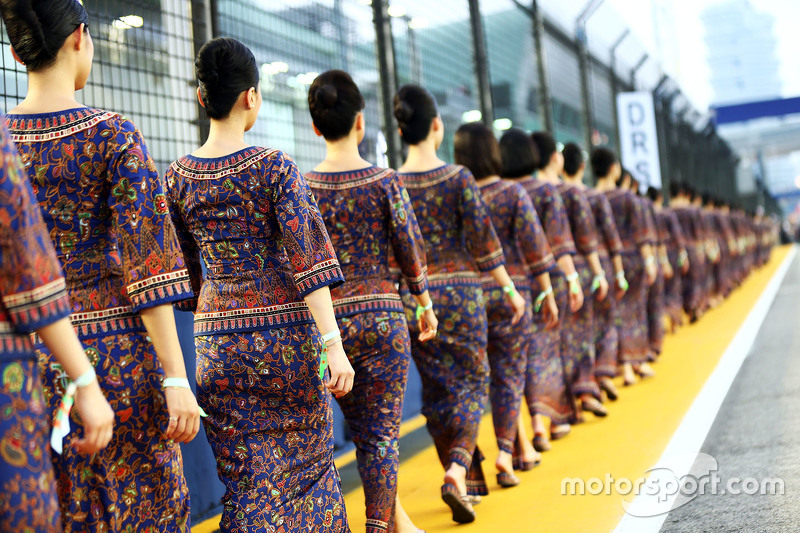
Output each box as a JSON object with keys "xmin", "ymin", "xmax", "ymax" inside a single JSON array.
[{"xmin": 0, "ymin": 2, "xmax": 776, "ymax": 531}]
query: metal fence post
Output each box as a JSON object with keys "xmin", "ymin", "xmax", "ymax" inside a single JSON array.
[
  {"xmin": 609, "ymin": 29, "xmax": 629, "ymax": 151},
  {"xmin": 468, "ymin": 0, "xmax": 494, "ymax": 126},
  {"xmin": 372, "ymin": 0, "xmax": 402, "ymax": 169},
  {"xmin": 531, "ymin": 0, "xmax": 554, "ymax": 132},
  {"xmin": 190, "ymin": 0, "xmax": 216, "ymax": 143}
]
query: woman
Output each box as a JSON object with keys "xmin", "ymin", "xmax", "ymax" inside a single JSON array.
[
  {"xmin": 0, "ymin": 116, "xmax": 114, "ymax": 531},
  {"xmin": 454, "ymin": 122, "xmax": 558, "ymax": 487},
  {"xmin": 498, "ymin": 128, "xmax": 582, "ymax": 454},
  {"xmin": 166, "ymin": 38, "xmax": 354, "ymax": 532},
  {"xmin": 305, "ymin": 70, "xmax": 435, "ymax": 533},
  {"xmin": 393, "ymin": 84, "xmax": 525, "ymax": 524},
  {"xmin": 2, "ymin": 1, "xmax": 202, "ymax": 530},
  {"xmin": 554, "ymin": 141, "xmax": 609, "ymax": 416},
  {"xmin": 592, "ymin": 151, "xmax": 657, "ymax": 386},
  {"xmin": 663, "ymin": 183, "xmax": 690, "ymax": 332},
  {"xmin": 583, "ymin": 154, "xmax": 627, "ymax": 401},
  {"xmin": 645, "ymin": 187, "xmax": 674, "ymax": 357}
]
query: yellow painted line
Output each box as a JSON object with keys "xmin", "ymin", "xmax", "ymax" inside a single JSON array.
[
  {"xmin": 191, "ymin": 401, "xmax": 430, "ymax": 531},
  {"xmin": 341, "ymin": 246, "xmax": 792, "ymax": 533}
]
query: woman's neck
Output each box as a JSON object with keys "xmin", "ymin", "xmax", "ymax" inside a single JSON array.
[
  {"xmin": 398, "ymin": 139, "xmax": 445, "ymax": 173},
  {"xmin": 595, "ymin": 177, "xmax": 616, "ymax": 191},
  {"xmin": 314, "ymin": 134, "xmax": 372, "ymax": 172},
  {"xmin": 193, "ymin": 117, "xmax": 249, "ymax": 158},
  {"xmin": 475, "ymin": 175, "xmax": 502, "ymax": 186},
  {"xmin": 538, "ymin": 167, "xmax": 560, "ymax": 184},
  {"xmin": 11, "ymin": 69, "xmax": 81, "ymax": 114},
  {"xmin": 563, "ymin": 173, "xmax": 584, "ymax": 186}
]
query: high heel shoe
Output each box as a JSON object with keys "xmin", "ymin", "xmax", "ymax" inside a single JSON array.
[
  {"xmin": 496, "ymin": 471, "xmax": 521, "ymax": 487},
  {"xmin": 599, "ymin": 378, "xmax": 619, "ymax": 401},
  {"xmin": 532, "ymin": 433, "xmax": 551, "ymax": 452},
  {"xmin": 581, "ymin": 397, "xmax": 608, "ymax": 417}
]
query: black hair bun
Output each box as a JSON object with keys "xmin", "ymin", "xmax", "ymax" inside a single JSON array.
[
  {"xmin": 315, "ymin": 84, "xmax": 338, "ymax": 108},
  {"xmin": 394, "ymin": 100, "xmax": 414, "ymax": 123}
]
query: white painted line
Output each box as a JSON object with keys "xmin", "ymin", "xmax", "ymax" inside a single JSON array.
[{"xmin": 614, "ymin": 246, "xmax": 797, "ymax": 533}]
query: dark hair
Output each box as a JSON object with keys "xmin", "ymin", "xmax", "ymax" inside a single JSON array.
[
  {"xmin": 646, "ymin": 186, "xmax": 663, "ymax": 203},
  {"xmin": 531, "ymin": 131, "xmax": 557, "ymax": 170},
  {"xmin": 669, "ymin": 181, "xmax": 683, "ymax": 198},
  {"xmin": 590, "ymin": 147, "xmax": 618, "ymax": 179},
  {"xmin": 562, "ymin": 142, "xmax": 584, "ymax": 176},
  {"xmin": 308, "ymin": 70, "xmax": 365, "ymax": 141},
  {"xmin": 499, "ymin": 128, "xmax": 540, "ymax": 178},
  {"xmin": 454, "ymin": 122, "xmax": 502, "ymax": 180},
  {"xmin": 394, "ymin": 84, "xmax": 438, "ymax": 145},
  {"xmin": 0, "ymin": 0, "xmax": 88, "ymax": 72},
  {"xmin": 196, "ymin": 37, "xmax": 259, "ymax": 120}
]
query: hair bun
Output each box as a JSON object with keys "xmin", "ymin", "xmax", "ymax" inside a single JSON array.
[
  {"xmin": 315, "ymin": 84, "xmax": 338, "ymax": 108},
  {"xmin": 394, "ymin": 100, "xmax": 414, "ymax": 123}
]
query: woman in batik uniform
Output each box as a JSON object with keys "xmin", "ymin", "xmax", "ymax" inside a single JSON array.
[
  {"xmin": 584, "ymin": 163, "xmax": 627, "ymax": 402},
  {"xmin": 454, "ymin": 123, "xmax": 557, "ymax": 487},
  {"xmin": 498, "ymin": 129, "xmax": 583, "ymax": 454},
  {"xmin": 663, "ymin": 183, "xmax": 690, "ymax": 332},
  {"xmin": 305, "ymin": 70, "xmax": 435, "ymax": 533},
  {"xmin": 166, "ymin": 39, "xmax": 354, "ymax": 532},
  {"xmin": 671, "ymin": 184, "xmax": 707, "ymax": 323},
  {"xmin": 2, "ymin": 1, "xmax": 202, "ymax": 530},
  {"xmin": 645, "ymin": 188, "xmax": 674, "ymax": 358},
  {"xmin": 556, "ymin": 142, "xmax": 610, "ymax": 417},
  {"xmin": 592, "ymin": 151, "xmax": 657, "ymax": 386},
  {"xmin": 393, "ymin": 85, "xmax": 525, "ymax": 524},
  {"xmin": 0, "ymin": 116, "xmax": 114, "ymax": 532}
]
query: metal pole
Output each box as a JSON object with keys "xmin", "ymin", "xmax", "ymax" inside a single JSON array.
[
  {"xmin": 372, "ymin": 0, "xmax": 402, "ymax": 168},
  {"xmin": 630, "ymin": 53, "xmax": 649, "ymax": 90},
  {"xmin": 468, "ymin": 0, "xmax": 494, "ymax": 126},
  {"xmin": 610, "ymin": 29, "xmax": 629, "ymax": 151},
  {"xmin": 190, "ymin": 0, "xmax": 215, "ymax": 143},
  {"xmin": 531, "ymin": 0, "xmax": 554, "ymax": 132},
  {"xmin": 334, "ymin": 0, "xmax": 350, "ymax": 71},
  {"xmin": 405, "ymin": 18, "xmax": 422, "ymax": 83},
  {"xmin": 576, "ymin": 0, "xmax": 602, "ymax": 182}
]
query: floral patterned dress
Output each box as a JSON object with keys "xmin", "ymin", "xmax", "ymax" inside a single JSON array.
[
  {"xmin": 662, "ymin": 208, "xmax": 687, "ymax": 327},
  {"xmin": 0, "ymin": 118, "xmax": 72, "ymax": 532},
  {"xmin": 644, "ymin": 199, "xmax": 666, "ymax": 356},
  {"xmin": 7, "ymin": 108, "xmax": 194, "ymax": 532},
  {"xmin": 478, "ymin": 179, "xmax": 555, "ymax": 454},
  {"xmin": 605, "ymin": 189, "xmax": 655, "ymax": 365},
  {"xmin": 556, "ymin": 183, "xmax": 601, "ymax": 401},
  {"xmin": 397, "ymin": 164, "xmax": 505, "ymax": 496},
  {"xmin": 673, "ymin": 206, "xmax": 707, "ymax": 318},
  {"xmin": 306, "ymin": 166, "xmax": 427, "ymax": 533},
  {"xmin": 513, "ymin": 177, "xmax": 576, "ymax": 425},
  {"xmin": 585, "ymin": 189, "xmax": 623, "ymax": 378},
  {"xmin": 166, "ymin": 147, "xmax": 348, "ymax": 532}
]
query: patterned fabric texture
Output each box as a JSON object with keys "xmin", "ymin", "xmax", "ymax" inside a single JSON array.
[
  {"xmin": 398, "ymin": 163, "xmax": 505, "ymax": 496},
  {"xmin": 167, "ymin": 148, "xmax": 348, "ymax": 531},
  {"xmin": 336, "ymin": 311, "xmax": 411, "ymax": 533},
  {"xmin": 8, "ymin": 107, "xmax": 193, "ymax": 531},
  {"xmin": 0, "ymin": 360, "xmax": 61, "ymax": 533},
  {"xmin": 195, "ymin": 328, "xmax": 348, "ymax": 532}
]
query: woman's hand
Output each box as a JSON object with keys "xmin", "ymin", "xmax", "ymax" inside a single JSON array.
[
  {"xmin": 542, "ymin": 292, "xmax": 559, "ymax": 329},
  {"xmin": 418, "ymin": 308, "xmax": 439, "ymax": 342},
  {"xmin": 164, "ymin": 387, "xmax": 201, "ymax": 443},
  {"xmin": 72, "ymin": 381, "xmax": 115, "ymax": 454},
  {"xmin": 594, "ymin": 275, "xmax": 609, "ymax": 302},
  {"xmin": 326, "ymin": 342, "xmax": 355, "ymax": 398},
  {"xmin": 508, "ymin": 290, "xmax": 526, "ymax": 325},
  {"xmin": 569, "ymin": 283, "xmax": 584, "ymax": 312}
]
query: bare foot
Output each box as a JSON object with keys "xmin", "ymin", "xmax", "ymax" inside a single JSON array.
[
  {"xmin": 395, "ymin": 496, "xmax": 422, "ymax": 533},
  {"xmin": 444, "ymin": 463, "xmax": 468, "ymax": 499},
  {"xmin": 636, "ymin": 362, "xmax": 656, "ymax": 378},
  {"xmin": 622, "ymin": 363, "xmax": 637, "ymax": 386}
]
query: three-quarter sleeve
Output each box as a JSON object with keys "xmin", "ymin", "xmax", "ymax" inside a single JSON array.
[
  {"xmin": 631, "ymin": 194, "xmax": 652, "ymax": 248},
  {"xmin": 458, "ymin": 169, "xmax": 505, "ymax": 272},
  {"xmin": 514, "ymin": 187, "xmax": 555, "ymax": 277},
  {"xmin": 0, "ymin": 123, "xmax": 71, "ymax": 332},
  {"xmin": 164, "ymin": 166, "xmax": 203, "ymax": 313},
  {"xmin": 597, "ymin": 195, "xmax": 623, "ymax": 256},
  {"xmin": 385, "ymin": 173, "xmax": 428, "ymax": 295},
  {"xmin": 106, "ymin": 118, "xmax": 193, "ymax": 311},
  {"xmin": 564, "ymin": 187, "xmax": 599, "ymax": 255},
  {"xmin": 540, "ymin": 186, "xmax": 577, "ymax": 259},
  {"xmin": 270, "ymin": 152, "xmax": 344, "ymax": 297}
]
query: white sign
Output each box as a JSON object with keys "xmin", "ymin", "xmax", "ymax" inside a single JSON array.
[{"xmin": 617, "ymin": 92, "xmax": 662, "ymax": 190}]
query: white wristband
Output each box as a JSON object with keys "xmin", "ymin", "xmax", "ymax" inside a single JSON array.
[
  {"xmin": 321, "ymin": 328, "xmax": 341, "ymax": 343},
  {"xmin": 73, "ymin": 367, "xmax": 96, "ymax": 388},
  {"xmin": 162, "ymin": 377, "xmax": 191, "ymax": 390}
]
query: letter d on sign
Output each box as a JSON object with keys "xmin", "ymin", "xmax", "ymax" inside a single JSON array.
[{"xmin": 617, "ymin": 91, "xmax": 662, "ymax": 190}]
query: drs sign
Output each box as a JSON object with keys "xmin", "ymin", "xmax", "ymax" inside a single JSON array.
[{"xmin": 617, "ymin": 92, "xmax": 662, "ymax": 190}]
